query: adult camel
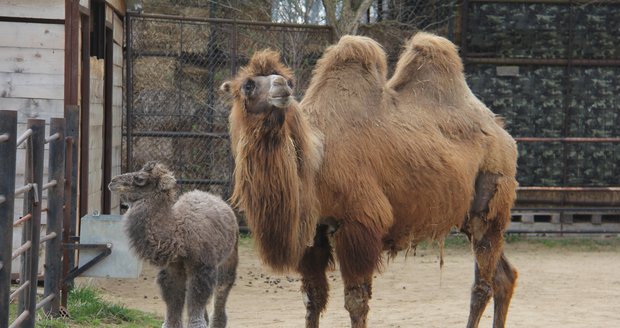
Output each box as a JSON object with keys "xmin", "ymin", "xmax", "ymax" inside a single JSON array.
[{"xmin": 221, "ymin": 32, "xmax": 519, "ymax": 328}]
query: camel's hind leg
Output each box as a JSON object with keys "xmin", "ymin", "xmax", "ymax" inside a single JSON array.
[
  {"xmin": 298, "ymin": 224, "xmax": 333, "ymax": 328},
  {"xmin": 209, "ymin": 241, "xmax": 239, "ymax": 328},
  {"xmin": 493, "ymin": 253, "xmax": 518, "ymax": 327},
  {"xmin": 157, "ymin": 263, "xmax": 187, "ymax": 328},
  {"xmin": 463, "ymin": 172, "xmax": 517, "ymax": 328}
]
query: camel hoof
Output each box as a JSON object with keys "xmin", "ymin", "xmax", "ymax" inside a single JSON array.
[
  {"xmin": 162, "ymin": 321, "xmax": 183, "ymax": 328},
  {"xmin": 187, "ymin": 317, "xmax": 208, "ymax": 328},
  {"xmin": 210, "ymin": 315, "xmax": 228, "ymax": 328}
]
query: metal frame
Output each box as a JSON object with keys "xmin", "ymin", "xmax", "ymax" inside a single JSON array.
[{"xmin": 0, "ymin": 112, "xmax": 67, "ymax": 328}]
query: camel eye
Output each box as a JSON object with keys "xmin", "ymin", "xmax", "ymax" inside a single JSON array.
[
  {"xmin": 134, "ymin": 175, "xmax": 147, "ymax": 186},
  {"xmin": 287, "ymin": 79, "xmax": 294, "ymax": 88},
  {"xmin": 244, "ymin": 80, "xmax": 255, "ymax": 94}
]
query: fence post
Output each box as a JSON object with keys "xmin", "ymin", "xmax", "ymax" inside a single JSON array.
[
  {"xmin": 43, "ymin": 118, "xmax": 66, "ymax": 316},
  {"xmin": 0, "ymin": 110, "xmax": 18, "ymax": 328},
  {"xmin": 18, "ymin": 119, "xmax": 45, "ymax": 327},
  {"xmin": 65, "ymin": 106, "xmax": 79, "ymax": 291}
]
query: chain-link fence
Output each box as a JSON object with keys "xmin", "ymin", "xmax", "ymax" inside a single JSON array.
[{"xmin": 124, "ymin": 13, "xmax": 333, "ymax": 197}]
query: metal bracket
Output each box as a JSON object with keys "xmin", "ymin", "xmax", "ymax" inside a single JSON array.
[{"xmin": 62, "ymin": 243, "xmax": 112, "ymax": 282}]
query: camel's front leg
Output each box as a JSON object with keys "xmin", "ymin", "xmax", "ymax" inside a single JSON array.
[
  {"xmin": 186, "ymin": 264, "xmax": 216, "ymax": 328},
  {"xmin": 157, "ymin": 263, "xmax": 187, "ymax": 328},
  {"xmin": 298, "ymin": 224, "xmax": 333, "ymax": 328},
  {"xmin": 343, "ymin": 276, "xmax": 372, "ymax": 328},
  {"xmin": 334, "ymin": 220, "xmax": 383, "ymax": 328}
]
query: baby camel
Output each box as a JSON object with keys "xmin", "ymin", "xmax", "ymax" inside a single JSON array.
[{"xmin": 108, "ymin": 161, "xmax": 238, "ymax": 328}]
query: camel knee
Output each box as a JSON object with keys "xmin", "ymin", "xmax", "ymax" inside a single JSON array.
[{"xmin": 471, "ymin": 281, "xmax": 493, "ymax": 308}]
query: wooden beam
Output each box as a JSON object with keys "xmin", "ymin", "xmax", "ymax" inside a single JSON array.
[{"xmin": 0, "ymin": 0, "xmax": 64, "ymax": 20}]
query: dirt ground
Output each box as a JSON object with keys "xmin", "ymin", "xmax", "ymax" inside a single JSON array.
[{"xmin": 78, "ymin": 240, "xmax": 620, "ymax": 327}]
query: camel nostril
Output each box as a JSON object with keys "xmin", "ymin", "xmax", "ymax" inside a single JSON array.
[{"xmin": 272, "ymin": 76, "xmax": 287, "ymax": 87}]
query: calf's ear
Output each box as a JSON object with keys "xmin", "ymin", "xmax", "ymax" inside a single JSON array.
[{"xmin": 220, "ymin": 81, "xmax": 232, "ymax": 94}]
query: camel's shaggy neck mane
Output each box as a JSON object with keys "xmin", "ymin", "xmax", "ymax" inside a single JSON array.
[{"xmin": 228, "ymin": 50, "xmax": 322, "ymax": 272}]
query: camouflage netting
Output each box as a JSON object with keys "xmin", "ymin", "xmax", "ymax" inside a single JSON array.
[{"xmin": 464, "ymin": 2, "xmax": 620, "ymax": 187}]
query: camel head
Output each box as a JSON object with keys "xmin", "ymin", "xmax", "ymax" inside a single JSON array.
[
  {"xmin": 220, "ymin": 49, "xmax": 296, "ymax": 115},
  {"xmin": 108, "ymin": 161, "xmax": 177, "ymax": 204}
]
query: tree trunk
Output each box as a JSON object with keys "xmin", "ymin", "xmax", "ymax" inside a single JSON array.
[{"xmin": 323, "ymin": 0, "xmax": 374, "ymax": 39}]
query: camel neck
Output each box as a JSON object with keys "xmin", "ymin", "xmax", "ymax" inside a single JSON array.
[{"xmin": 126, "ymin": 192, "xmax": 175, "ymax": 224}]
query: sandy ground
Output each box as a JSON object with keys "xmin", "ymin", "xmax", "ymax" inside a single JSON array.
[{"xmin": 78, "ymin": 241, "xmax": 620, "ymax": 327}]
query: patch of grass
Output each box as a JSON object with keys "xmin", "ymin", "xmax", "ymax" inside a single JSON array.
[{"xmin": 8, "ymin": 287, "xmax": 161, "ymax": 327}]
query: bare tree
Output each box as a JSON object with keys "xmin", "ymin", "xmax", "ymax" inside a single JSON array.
[{"xmin": 323, "ymin": 0, "xmax": 374, "ymax": 37}]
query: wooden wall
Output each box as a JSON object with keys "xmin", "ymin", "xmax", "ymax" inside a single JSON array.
[
  {"xmin": 1, "ymin": 0, "xmax": 125, "ymax": 219},
  {"xmin": 1, "ymin": 0, "xmax": 66, "ymax": 274},
  {"xmin": 0, "ymin": 1, "xmax": 66, "ymax": 222}
]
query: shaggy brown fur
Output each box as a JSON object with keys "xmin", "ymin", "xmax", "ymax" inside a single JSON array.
[
  {"xmin": 223, "ymin": 32, "xmax": 518, "ymax": 328},
  {"xmin": 226, "ymin": 50, "xmax": 323, "ymax": 272}
]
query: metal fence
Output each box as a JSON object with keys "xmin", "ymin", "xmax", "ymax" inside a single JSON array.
[
  {"xmin": 0, "ymin": 111, "xmax": 67, "ymax": 328},
  {"xmin": 124, "ymin": 13, "xmax": 333, "ymax": 198}
]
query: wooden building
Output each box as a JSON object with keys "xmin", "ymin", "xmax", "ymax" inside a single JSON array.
[{"xmin": 0, "ymin": 0, "xmax": 125, "ymax": 252}]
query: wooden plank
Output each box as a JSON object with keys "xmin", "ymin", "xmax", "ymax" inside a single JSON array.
[
  {"xmin": 87, "ymin": 171, "xmax": 102, "ymax": 195},
  {"xmin": 0, "ymin": 22, "xmax": 64, "ymax": 50},
  {"xmin": 89, "ymin": 124, "xmax": 104, "ymax": 150},
  {"xmin": 113, "ymin": 43, "xmax": 122, "ymax": 67},
  {"xmin": 90, "ymin": 103, "xmax": 104, "ymax": 125},
  {"xmin": 89, "ymin": 147, "xmax": 103, "ymax": 165},
  {"xmin": 90, "ymin": 57, "xmax": 105, "ymax": 79},
  {"xmin": 113, "ymin": 65, "xmax": 122, "ymax": 87},
  {"xmin": 87, "ymin": 192, "xmax": 102, "ymax": 215},
  {"xmin": 106, "ymin": 5, "xmax": 114, "ymax": 26},
  {"xmin": 112, "ymin": 86, "xmax": 122, "ymax": 107},
  {"xmin": 0, "ymin": 72, "xmax": 63, "ymax": 100},
  {"xmin": 0, "ymin": 47, "xmax": 64, "ymax": 75},
  {"xmin": 113, "ymin": 14, "xmax": 123, "ymax": 45},
  {"xmin": 0, "ymin": 0, "xmax": 64, "ymax": 20},
  {"xmin": 107, "ymin": 0, "xmax": 126, "ymax": 16},
  {"xmin": 0, "ymin": 98, "xmax": 64, "ymax": 122},
  {"xmin": 90, "ymin": 79, "xmax": 105, "ymax": 104}
]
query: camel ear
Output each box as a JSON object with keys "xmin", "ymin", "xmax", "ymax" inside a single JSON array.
[
  {"xmin": 158, "ymin": 174, "xmax": 177, "ymax": 190},
  {"xmin": 220, "ymin": 81, "xmax": 232, "ymax": 94}
]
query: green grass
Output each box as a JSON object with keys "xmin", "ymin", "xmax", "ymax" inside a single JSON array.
[{"xmin": 10, "ymin": 287, "xmax": 161, "ymax": 328}]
